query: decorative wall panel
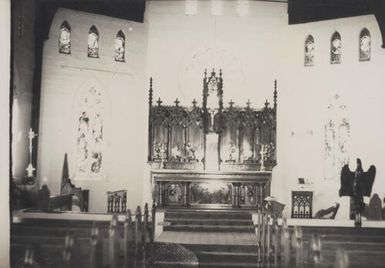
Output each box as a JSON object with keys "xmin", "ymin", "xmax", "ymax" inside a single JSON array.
[
  {"xmin": 324, "ymin": 94, "xmax": 350, "ymax": 180},
  {"xmin": 291, "ymin": 191, "xmax": 313, "ymax": 218},
  {"xmin": 76, "ymin": 86, "xmax": 107, "ymax": 176}
]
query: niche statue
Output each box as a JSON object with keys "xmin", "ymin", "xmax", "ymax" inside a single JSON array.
[{"xmin": 339, "ymin": 158, "xmax": 376, "ymax": 227}]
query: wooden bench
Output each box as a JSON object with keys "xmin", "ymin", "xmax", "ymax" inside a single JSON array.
[
  {"xmin": 255, "ymin": 205, "xmax": 385, "ymax": 268},
  {"xmin": 11, "ymin": 203, "xmax": 156, "ymax": 268}
]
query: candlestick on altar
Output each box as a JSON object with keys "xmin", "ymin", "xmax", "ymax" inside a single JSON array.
[{"xmin": 26, "ymin": 128, "xmax": 38, "ymax": 178}]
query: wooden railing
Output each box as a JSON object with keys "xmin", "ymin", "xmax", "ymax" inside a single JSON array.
[
  {"xmin": 12, "ymin": 202, "xmax": 156, "ymax": 268},
  {"xmin": 107, "ymin": 190, "xmax": 127, "ymax": 213}
]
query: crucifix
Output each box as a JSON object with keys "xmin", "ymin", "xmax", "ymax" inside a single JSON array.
[{"xmin": 26, "ymin": 128, "xmax": 38, "ymax": 177}]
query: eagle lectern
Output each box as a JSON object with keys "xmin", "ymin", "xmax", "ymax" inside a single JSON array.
[{"xmin": 339, "ymin": 158, "xmax": 376, "ymax": 227}]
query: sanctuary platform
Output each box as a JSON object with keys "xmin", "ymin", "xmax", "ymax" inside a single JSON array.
[{"xmin": 153, "ymin": 208, "xmax": 385, "ymax": 268}]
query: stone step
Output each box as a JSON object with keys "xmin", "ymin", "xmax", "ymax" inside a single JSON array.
[
  {"xmin": 154, "ymin": 260, "xmax": 290, "ymax": 268},
  {"xmin": 197, "ymin": 261, "xmax": 258, "ymax": 267},
  {"xmin": 164, "ymin": 211, "xmax": 252, "ymax": 220},
  {"xmin": 153, "ymin": 261, "xmax": 198, "ymax": 268},
  {"xmin": 164, "ymin": 224, "xmax": 255, "ymax": 233},
  {"xmin": 195, "ymin": 250, "xmax": 258, "ymax": 263},
  {"xmin": 183, "ymin": 244, "xmax": 257, "ymax": 253},
  {"xmin": 165, "ymin": 218, "xmax": 254, "ymax": 226}
]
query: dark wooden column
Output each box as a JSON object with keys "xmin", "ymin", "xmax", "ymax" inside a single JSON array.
[
  {"xmin": 183, "ymin": 126, "xmax": 188, "ymax": 158},
  {"xmin": 261, "ymin": 183, "xmax": 266, "ymax": 203},
  {"xmin": 166, "ymin": 126, "xmax": 172, "ymax": 161},
  {"xmin": 256, "ymin": 182, "xmax": 266, "ymax": 206},
  {"xmin": 232, "ymin": 183, "xmax": 241, "ymax": 208},
  {"xmin": 148, "ymin": 78, "xmax": 153, "ymax": 161},
  {"xmin": 182, "ymin": 182, "xmax": 190, "ymax": 207},
  {"xmin": 157, "ymin": 181, "xmax": 165, "ymax": 207}
]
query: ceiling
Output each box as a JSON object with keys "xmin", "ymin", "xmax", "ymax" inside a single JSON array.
[
  {"xmin": 23, "ymin": 0, "xmax": 385, "ymax": 47},
  {"xmin": 287, "ymin": 0, "xmax": 385, "ymax": 47}
]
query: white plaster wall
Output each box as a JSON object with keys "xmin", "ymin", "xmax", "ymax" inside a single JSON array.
[
  {"xmin": 279, "ymin": 15, "xmax": 385, "ymax": 218},
  {"xmin": 38, "ymin": 8, "xmax": 148, "ymax": 212},
  {"xmin": 37, "ymin": 2, "xmax": 385, "ymax": 217},
  {"xmin": 145, "ymin": 1, "xmax": 385, "ymax": 218},
  {"xmin": 146, "ymin": 1, "xmax": 287, "ymax": 106}
]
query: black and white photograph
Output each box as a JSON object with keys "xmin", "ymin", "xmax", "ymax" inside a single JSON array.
[{"xmin": 1, "ymin": 0, "xmax": 385, "ymax": 267}]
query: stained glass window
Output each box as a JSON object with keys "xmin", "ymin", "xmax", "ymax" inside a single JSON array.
[
  {"xmin": 114, "ymin": 30, "xmax": 125, "ymax": 62},
  {"xmin": 59, "ymin": 21, "xmax": 71, "ymax": 54},
  {"xmin": 88, "ymin": 26, "xmax": 99, "ymax": 58},
  {"xmin": 359, "ymin": 28, "xmax": 371, "ymax": 62},
  {"xmin": 331, "ymin": 31, "xmax": 341, "ymax": 64},
  {"xmin": 304, "ymin": 35, "xmax": 314, "ymax": 66},
  {"xmin": 76, "ymin": 86, "xmax": 106, "ymax": 176}
]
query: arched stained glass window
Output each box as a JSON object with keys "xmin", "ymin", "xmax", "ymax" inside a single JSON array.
[
  {"xmin": 76, "ymin": 85, "xmax": 107, "ymax": 176},
  {"xmin": 331, "ymin": 31, "xmax": 342, "ymax": 64},
  {"xmin": 114, "ymin": 30, "xmax": 125, "ymax": 62},
  {"xmin": 304, "ymin": 35, "xmax": 314, "ymax": 66},
  {"xmin": 59, "ymin": 21, "xmax": 71, "ymax": 54},
  {"xmin": 359, "ymin": 28, "xmax": 371, "ymax": 62},
  {"xmin": 88, "ymin": 26, "xmax": 99, "ymax": 58}
]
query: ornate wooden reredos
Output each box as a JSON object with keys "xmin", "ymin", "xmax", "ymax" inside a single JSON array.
[{"xmin": 148, "ymin": 69, "xmax": 277, "ymax": 171}]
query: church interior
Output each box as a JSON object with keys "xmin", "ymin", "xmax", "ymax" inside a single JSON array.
[{"xmin": 2, "ymin": 0, "xmax": 385, "ymax": 267}]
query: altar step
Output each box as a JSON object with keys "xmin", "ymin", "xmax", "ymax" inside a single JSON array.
[
  {"xmin": 154, "ymin": 209, "xmax": 258, "ymax": 267},
  {"xmin": 163, "ymin": 210, "xmax": 255, "ymax": 233},
  {"xmin": 164, "ymin": 210, "xmax": 252, "ymax": 220}
]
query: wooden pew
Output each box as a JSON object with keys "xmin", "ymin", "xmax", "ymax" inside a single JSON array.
[
  {"xmin": 90, "ymin": 223, "xmax": 102, "ymax": 268},
  {"xmin": 11, "ymin": 202, "xmax": 156, "ymax": 268},
  {"xmin": 255, "ymin": 203, "xmax": 385, "ymax": 268}
]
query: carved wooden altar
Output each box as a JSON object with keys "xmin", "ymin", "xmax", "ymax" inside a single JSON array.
[
  {"xmin": 148, "ymin": 70, "xmax": 277, "ymax": 207},
  {"xmin": 151, "ymin": 170, "xmax": 271, "ymax": 208}
]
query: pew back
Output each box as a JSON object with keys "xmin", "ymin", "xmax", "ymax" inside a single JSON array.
[{"xmin": 12, "ymin": 203, "xmax": 155, "ymax": 268}]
